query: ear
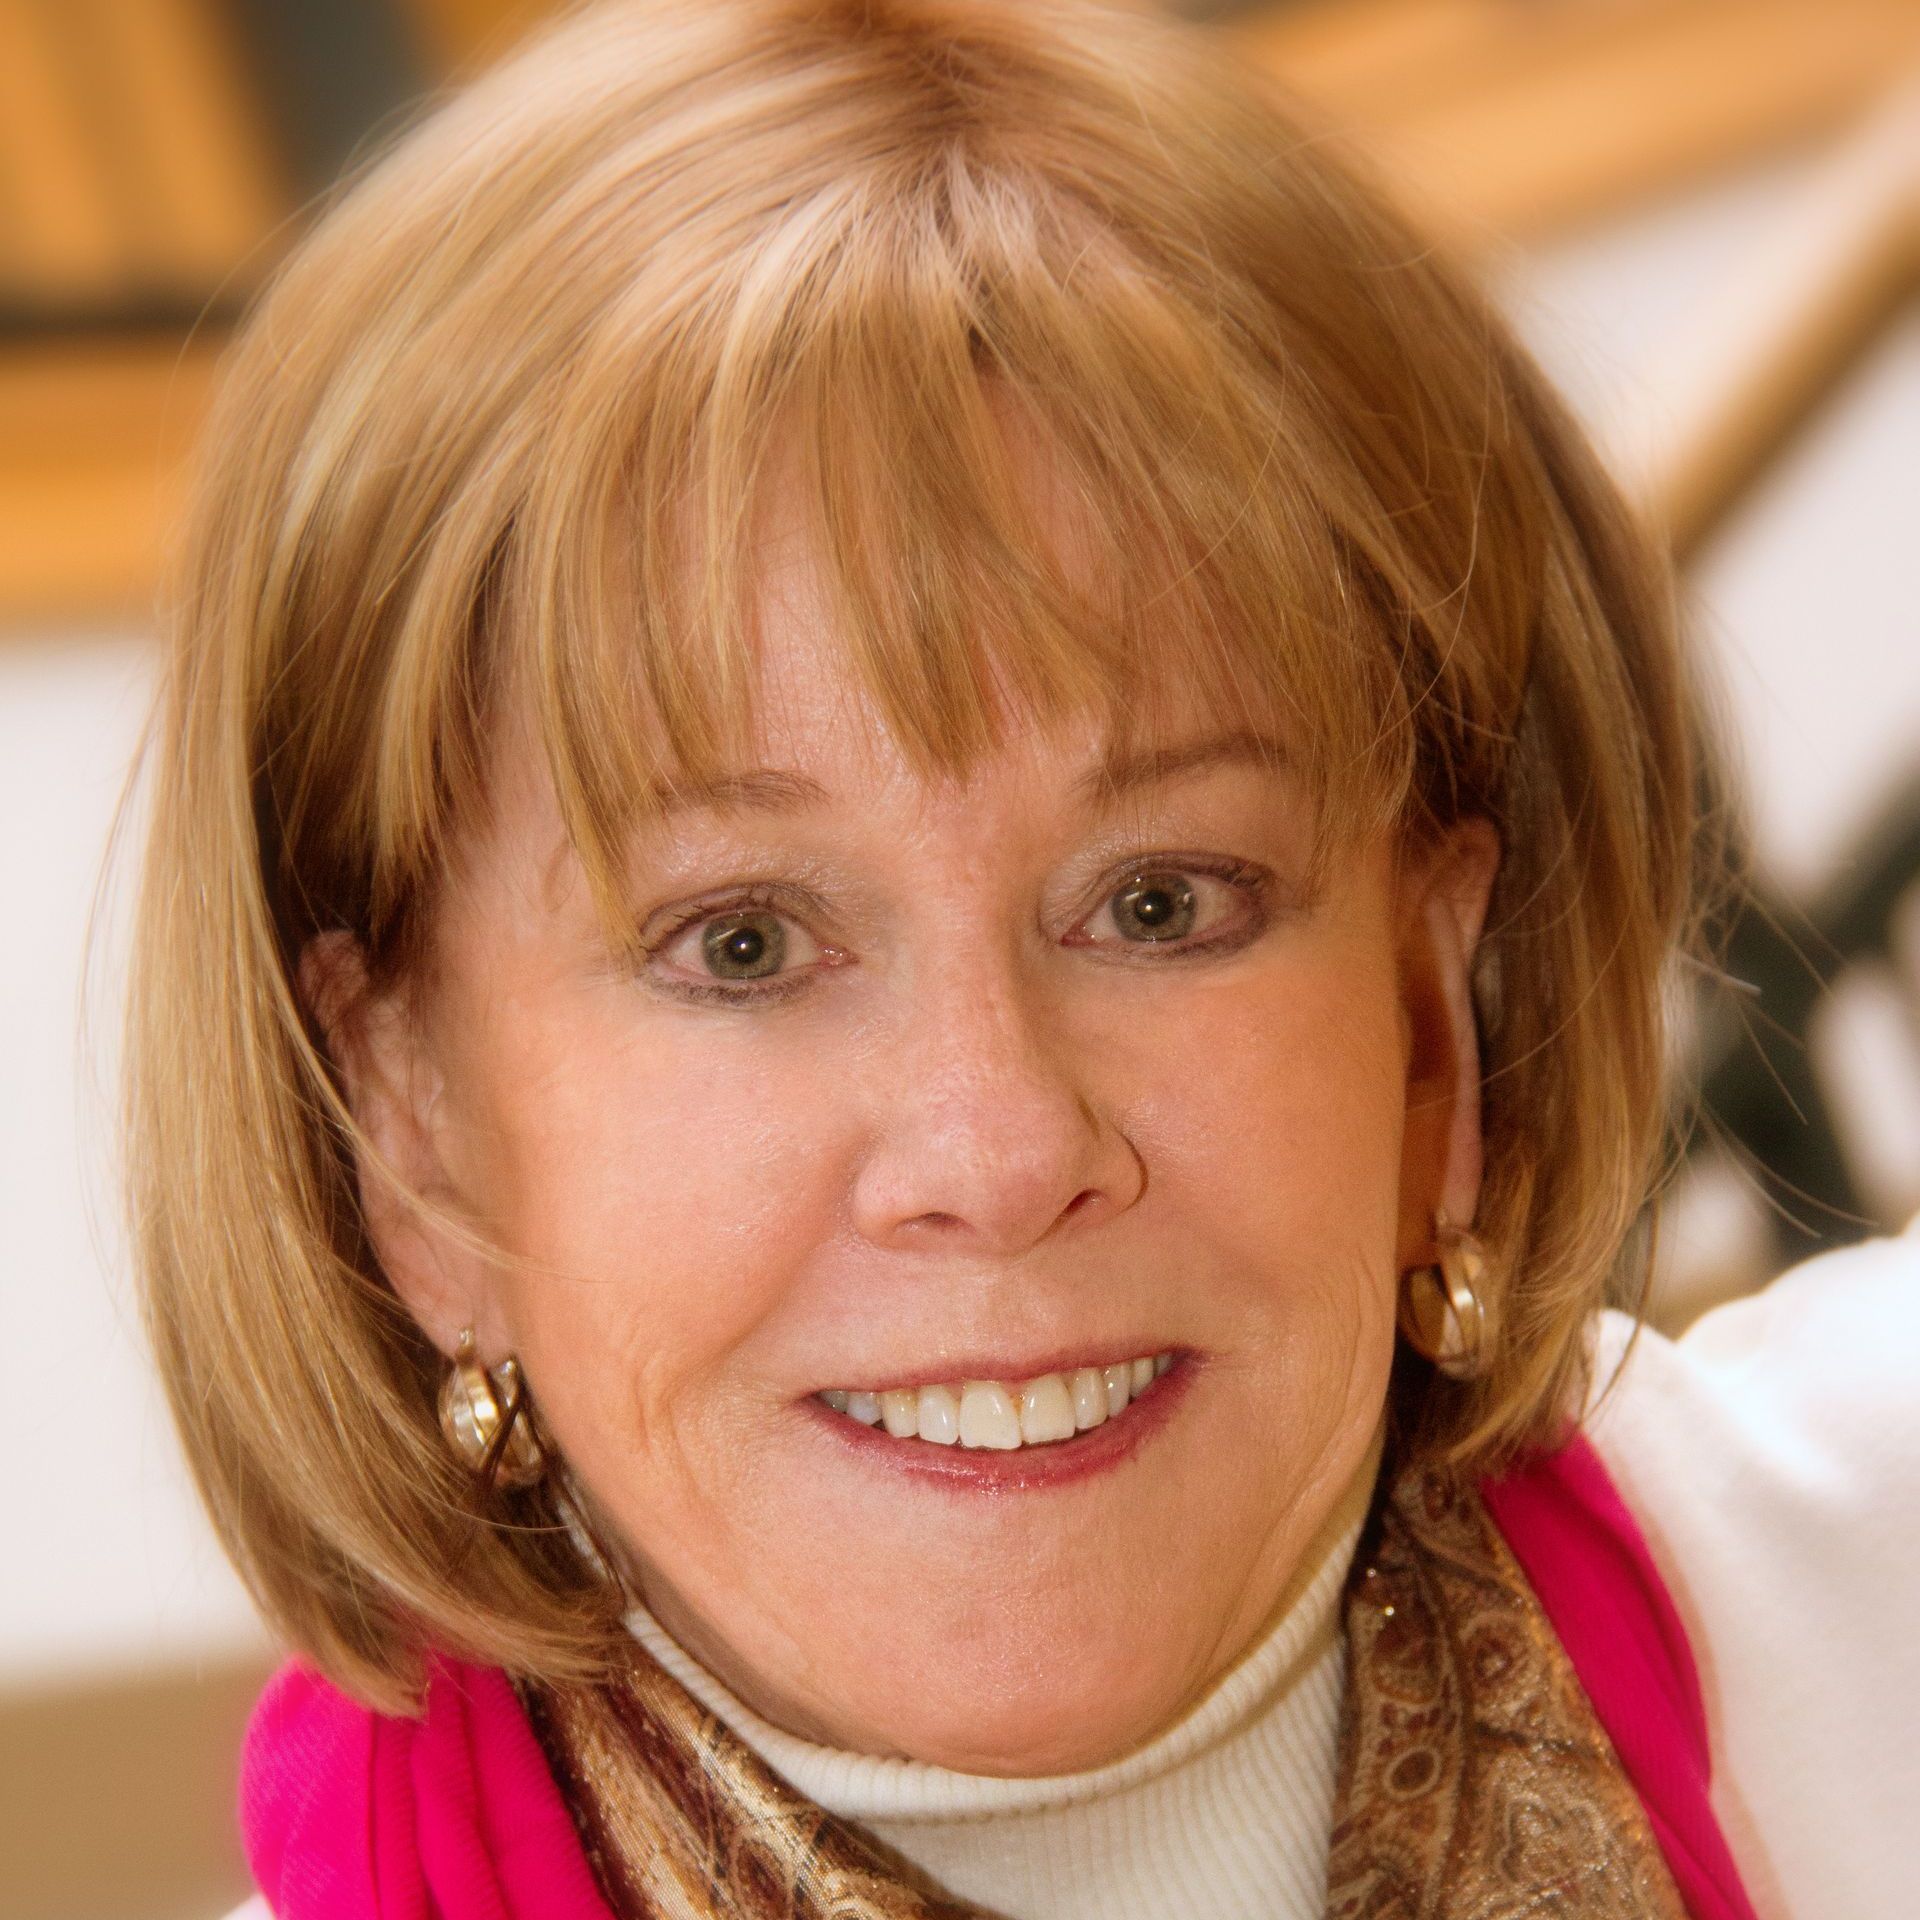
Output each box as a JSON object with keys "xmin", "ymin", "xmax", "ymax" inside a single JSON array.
[
  {"xmin": 298, "ymin": 930, "xmax": 505, "ymax": 1364},
  {"xmin": 1393, "ymin": 817, "xmax": 1501, "ymax": 1271}
]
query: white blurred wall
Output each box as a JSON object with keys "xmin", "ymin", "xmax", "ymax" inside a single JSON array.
[
  {"xmin": 1503, "ymin": 152, "xmax": 1920, "ymax": 900},
  {"xmin": 5, "ymin": 636, "xmax": 269, "ymax": 1689}
]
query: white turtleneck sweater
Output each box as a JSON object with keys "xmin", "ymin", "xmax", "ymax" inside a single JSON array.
[{"xmin": 622, "ymin": 1417, "xmax": 1388, "ymax": 1920}]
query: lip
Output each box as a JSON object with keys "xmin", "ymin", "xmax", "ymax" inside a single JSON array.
[{"xmin": 800, "ymin": 1352, "xmax": 1195, "ymax": 1492}]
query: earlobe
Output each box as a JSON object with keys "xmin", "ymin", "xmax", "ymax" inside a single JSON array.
[
  {"xmin": 1396, "ymin": 819, "xmax": 1501, "ymax": 1267},
  {"xmin": 296, "ymin": 931, "xmax": 483, "ymax": 1361}
]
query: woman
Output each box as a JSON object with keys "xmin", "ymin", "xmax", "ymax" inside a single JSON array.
[{"xmin": 123, "ymin": 2, "xmax": 1915, "ymax": 1916}]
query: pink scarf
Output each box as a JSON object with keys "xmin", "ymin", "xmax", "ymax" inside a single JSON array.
[
  {"xmin": 240, "ymin": 1434, "xmax": 1759, "ymax": 1920},
  {"xmin": 241, "ymin": 1645, "xmax": 617, "ymax": 1920},
  {"xmin": 1482, "ymin": 1438, "xmax": 1758, "ymax": 1920}
]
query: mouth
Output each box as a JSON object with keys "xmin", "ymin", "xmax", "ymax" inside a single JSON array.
[{"xmin": 805, "ymin": 1349, "xmax": 1189, "ymax": 1490}]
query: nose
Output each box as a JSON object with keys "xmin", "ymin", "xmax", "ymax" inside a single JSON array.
[{"xmin": 848, "ymin": 948, "xmax": 1145, "ymax": 1259}]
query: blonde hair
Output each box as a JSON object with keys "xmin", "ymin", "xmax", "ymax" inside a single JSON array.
[{"xmin": 127, "ymin": 0, "xmax": 1727, "ymax": 1711}]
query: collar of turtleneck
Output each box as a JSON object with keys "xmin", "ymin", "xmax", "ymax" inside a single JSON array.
[{"xmin": 620, "ymin": 1419, "xmax": 1384, "ymax": 1920}]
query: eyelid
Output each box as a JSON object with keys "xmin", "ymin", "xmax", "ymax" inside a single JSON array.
[{"xmin": 637, "ymin": 879, "xmax": 826, "ymax": 950}]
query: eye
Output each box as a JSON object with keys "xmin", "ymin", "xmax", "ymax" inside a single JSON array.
[
  {"xmin": 1109, "ymin": 871, "xmax": 1199, "ymax": 943},
  {"xmin": 693, "ymin": 909, "xmax": 791, "ymax": 980},
  {"xmin": 642, "ymin": 885, "xmax": 842, "ymax": 1002},
  {"xmin": 1066, "ymin": 858, "xmax": 1272, "ymax": 957}
]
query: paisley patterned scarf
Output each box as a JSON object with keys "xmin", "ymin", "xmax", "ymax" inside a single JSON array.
[{"xmin": 516, "ymin": 1452, "xmax": 1703, "ymax": 1920}]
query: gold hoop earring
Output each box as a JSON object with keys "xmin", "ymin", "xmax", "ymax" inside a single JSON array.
[
  {"xmin": 1398, "ymin": 1208, "xmax": 1495, "ymax": 1380},
  {"xmin": 437, "ymin": 1328, "xmax": 547, "ymax": 1488}
]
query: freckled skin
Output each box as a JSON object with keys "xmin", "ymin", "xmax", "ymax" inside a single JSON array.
[{"xmin": 330, "ymin": 462, "xmax": 1497, "ymax": 1778}]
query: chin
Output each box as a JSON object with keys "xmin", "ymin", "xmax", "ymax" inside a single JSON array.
[{"xmin": 832, "ymin": 1621, "xmax": 1200, "ymax": 1776}]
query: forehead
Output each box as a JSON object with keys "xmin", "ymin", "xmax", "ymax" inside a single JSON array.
[
  {"xmin": 658, "ymin": 649, "xmax": 1291, "ymax": 833},
  {"xmin": 677, "ymin": 403, "xmax": 1278, "ymax": 804},
  {"xmin": 655, "ymin": 502, "xmax": 1285, "ymax": 830},
  {"xmin": 480, "ymin": 486, "xmax": 1287, "ymax": 898},
  {"xmin": 482, "ymin": 645, "xmax": 1296, "ymax": 946}
]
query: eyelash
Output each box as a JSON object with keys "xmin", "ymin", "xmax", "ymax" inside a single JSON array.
[{"xmin": 638, "ymin": 856, "xmax": 1278, "ymax": 1007}]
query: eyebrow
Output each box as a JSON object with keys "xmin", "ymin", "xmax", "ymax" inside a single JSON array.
[
  {"xmin": 1078, "ymin": 729, "xmax": 1289, "ymax": 805},
  {"xmin": 639, "ymin": 728, "xmax": 1289, "ymax": 823},
  {"xmin": 644, "ymin": 766, "xmax": 832, "ymax": 820}
]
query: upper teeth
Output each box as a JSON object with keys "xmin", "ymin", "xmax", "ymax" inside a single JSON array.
[{"xmin": 818, "ymin": 1353, "xmax": 1174, "ymax": 1449}]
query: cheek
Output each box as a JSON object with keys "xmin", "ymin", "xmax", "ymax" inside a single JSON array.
[
  {"xmin": 1119, "ymin": 943, "xmax": 1409, "ymax": 1268},
  {"xmin": 455, "ymin": 991, "xmax": 847, "ymax": 1430},
  {"xmin": 1128, "ymin": 952, "xmax": 1405, "ymax": 1205}
]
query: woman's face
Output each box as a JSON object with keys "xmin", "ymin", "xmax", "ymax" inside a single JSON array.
[{"xmin": 335, "ymin": 486, "xmax": 1496, "ymax": 1776}]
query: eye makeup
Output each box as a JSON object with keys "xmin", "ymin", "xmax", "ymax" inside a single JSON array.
[{"xmin": 633, "ymin": 849, "xmax": 1284, "ymax": 1006}]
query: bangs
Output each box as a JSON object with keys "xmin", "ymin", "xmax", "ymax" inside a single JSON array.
[{"xmin": 487, "ymin": 153, "xmax": 1416, "ymax": 946}]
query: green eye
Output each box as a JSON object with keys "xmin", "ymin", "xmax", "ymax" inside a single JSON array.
[
  {"xmin": 700, "ymin": 912, "xmax": 788, "ymax": 980},
  {"xmin": 1109, "ymin": 873, "xmax": 1197, "ymax": 943}
]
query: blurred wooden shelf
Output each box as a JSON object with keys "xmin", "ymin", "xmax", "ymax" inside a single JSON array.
[
  {"xmin": 0, "ymin": 337, "xmax": 229, "ymax": 634},
  {"xmin": 1236, "ymin": 0, "xmax": 1920, "ymax": 248},
  {"xmin": 1622, "ymin": 71, "xmax": 1920, "ymax": 559},
  {"xmin": 5, "ymin": 0, "xmax": 1917, "ymax": 629},
  {"xmin": 0, "ymin": 0, "xmax": 283, "ymax": 314},
  {"xmin": 403, "ymin": 0, "xmax": 555, "ymax": 69}
]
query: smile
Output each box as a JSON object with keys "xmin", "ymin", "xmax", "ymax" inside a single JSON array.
[{"xmin": 817, "ymin": 1351, "xmax": 1175, "ymax": 1451}]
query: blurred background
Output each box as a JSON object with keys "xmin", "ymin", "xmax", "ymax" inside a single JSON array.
[{"xmin": 4, "ymin": 1, "xmax": 1916, "ymax": 1915}]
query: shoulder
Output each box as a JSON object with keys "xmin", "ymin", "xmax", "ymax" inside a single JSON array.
[
  {"xmin": 1586, "ymin": 1213, "xmax": 1920, "ymax": 1537},
  {"xmin": 1580, "ymin": 1215, "xmax": 1920, "ymax": 1920}
]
